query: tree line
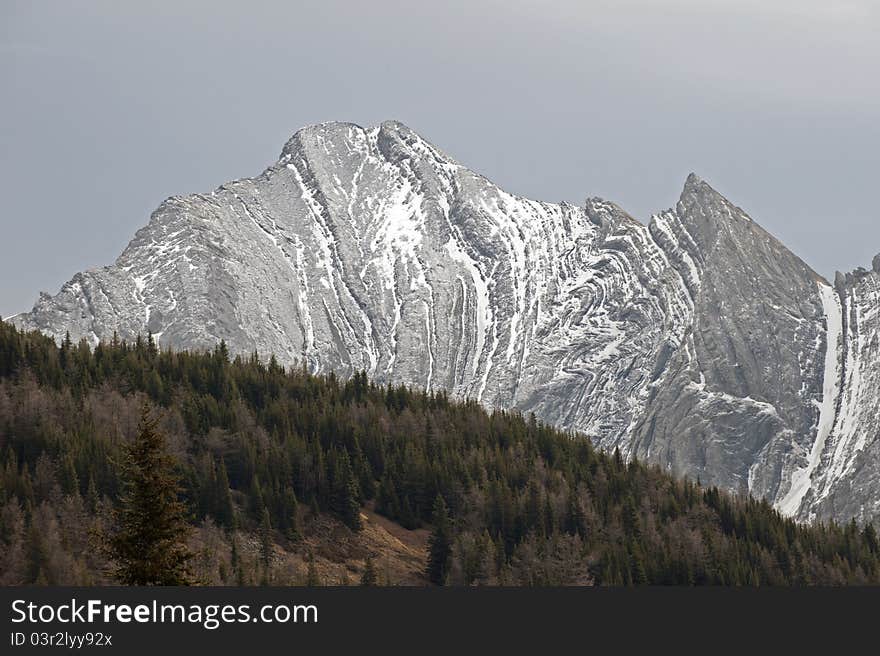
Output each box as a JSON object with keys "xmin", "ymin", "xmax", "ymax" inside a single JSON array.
[{"xmin": 1, "ymin": 319, "xmax": 878, "ymax": 585}]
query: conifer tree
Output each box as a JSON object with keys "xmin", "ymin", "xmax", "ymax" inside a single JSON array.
[
  {"xmin": 60, "ymin": 455, "xmax": 78, "ymax": 496},
  {"xmin": 329, "ymin": 450, "xmax": 362, "ymax": 530},
  {"xmin": 215, "ymin": 459, "xmax": 235, "ymax": 529},
  {"xmin": 105, "ymin": 405, "xmax": 193, "ymax": 585},
  {"xmin": 259, "ymin": 506, "xmax": 272, "ymax": 570},
  {"xmin": 283, "ymin": 486, "xmax": 300, "ymax": 541},
  {"xmin": 26, "ymin": 521, "xmax": 48, "ymax": 584},
  {"xmin": 306, "ymin": 554, "xmax": 321, "ymax": 586},
  {"xmin": 565, "ymin": 488, "xmax": 587, "ymax": 537},
  {"xmin": 863, "ymin": 524, "xmax": 879, "ymax": 555},
  {"xmin": 426, "ymin": 494, "xmax": 453, "ymax": 585},
  {"xmin": 361, "ymin": 556, "xmax": 377, "ymax": 586},
  {"xmin": 249, "ymin": 475, "xmax": 265, "ymax": 521},
  {"xmin": 86, "ymin": 474, "xmax": 100, "ymax": 513},
  {"xmin": 230, "ymin": 534, "xmax": 239, "ymax": 572}
]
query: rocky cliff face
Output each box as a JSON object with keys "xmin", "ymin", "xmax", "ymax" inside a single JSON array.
[
  {"xmin": 10, "ymin": 121, "xmax": 879, "ymax": 524},
  {"xmin": 628, "ymin": 177, "xmax": 829, "ymax": 509},
  {"xmin": 800, "ymin": 265, "xmax": 880, "ymax": 524}
]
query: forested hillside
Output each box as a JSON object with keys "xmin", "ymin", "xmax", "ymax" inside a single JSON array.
[{"xmin": 1, "ymin": 319, "xmax": 878, "ymax": 585}]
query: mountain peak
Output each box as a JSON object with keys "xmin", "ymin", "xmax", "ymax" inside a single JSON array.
[
  {"xmin": 379, "ymin": 119, "xmax": 416, "ymax": 134},
  {"xmin": 279, "ymin": 121, "xmax": 367, "ymax": 159},
  {"xmin": 298, "ymin": 120, "xmax": 366, "ymax": 136},
  {"xmin": 676, "ymin": 172, "xmax": 754, "ymax": 233},
  {"xmin": 683, "ymin": 172, "xmax": 704, "ymax": 189},
  {"xmin": 679, "ymin": 172, "xmax": 727, "ymax": 205},
  {"xmin": 278, "ymin": 120, "xmax": 448, "ymax": 169},
  {"xmin": 672, "ymin": 171, "xmax": 822, "ymax": 283}
]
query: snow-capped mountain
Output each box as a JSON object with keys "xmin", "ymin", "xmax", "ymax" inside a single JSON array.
[{"xmin": 10, "ymin": 121, "xmax": 880, "ymax": 524}]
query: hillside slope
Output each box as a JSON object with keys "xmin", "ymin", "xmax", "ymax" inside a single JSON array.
[{"xmin": 1, "ymin": 321, "xmax": 879, "ymax": 585}]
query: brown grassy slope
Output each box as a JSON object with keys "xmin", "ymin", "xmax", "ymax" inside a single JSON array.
[{"xmin": 189, "ymin": 503, "xmax": 430, "ymax": 585}]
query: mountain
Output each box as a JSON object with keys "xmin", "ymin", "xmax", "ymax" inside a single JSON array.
[{"xmin": 10, "ymin": 120, "xmax": 880, "ymax": 524}]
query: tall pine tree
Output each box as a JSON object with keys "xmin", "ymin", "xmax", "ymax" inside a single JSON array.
[
  {"xmin": 361, "ymin": 556, "xmax": 378, "ymax": 586},
  {"xmin": 329, "ymin": 450, "xmax": 362, "ymax": 531},
  {"xmin": 105, "ymin": 405, "xmax": 193, "ymax": 585},
  {"xmin": 426, "ymin": 494, "xmax": 453, "ymax": 585}
]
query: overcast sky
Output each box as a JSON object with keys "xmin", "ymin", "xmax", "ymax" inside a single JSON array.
[{"xmin": 2, "ymin": 0, "xmax": 879, "ymax": 317}]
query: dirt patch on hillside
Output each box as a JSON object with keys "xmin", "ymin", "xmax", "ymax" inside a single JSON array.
[{"xmin": 243, "ymin": 504, "xmax": 430, "ymax": 585}]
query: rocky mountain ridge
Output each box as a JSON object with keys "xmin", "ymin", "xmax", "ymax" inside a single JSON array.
[{"xmin": 10, "ymin": 120, "xmax": 880, "ymax": 524}]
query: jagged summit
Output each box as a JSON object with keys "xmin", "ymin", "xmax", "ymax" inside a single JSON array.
[
  {"xmin": 679, "ymin": 172, "xmax": 725, "ymax": 203},
  {"xmin": 682, "ymin": 171, "xmax": 704, "ymax": 190},
  {"xmin": 279, "ymin": 119, "xmax": 455, "ymax": 164},
  {"xmin": 10, "ymin": 121, "xmax": 880, "ymax": 525},
  {"xmin": 677, "ymin": 172, "xmax": 752, "ymax": 226},
  {"xmin": 279, "ymin": 120, "xmax": 363, "ymax": 156}
]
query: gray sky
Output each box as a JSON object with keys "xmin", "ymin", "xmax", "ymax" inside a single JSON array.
[{"xmin": 2, "ymin": 0, "xmax": 879, "ymax": 317}]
